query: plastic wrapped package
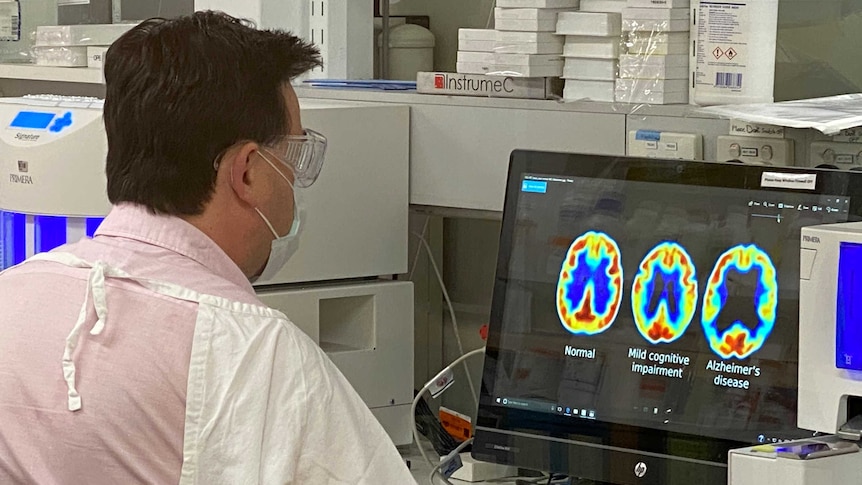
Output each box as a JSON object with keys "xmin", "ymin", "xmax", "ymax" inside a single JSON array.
[
  {"xmin": 32, "ymin": 45, "xmax": 88, "ymax": 67},
  {"xmin": 625, "ymin": 31, "xmax": 688, "ymax": 56},
  {"xmin": 615, "ymin": 77, "xmax": 688, "ymax": 104},
  {"xmin": 618, "ymin": 53, "xmax": 688, "ymax": 79},
  {"xmin": 34, "ymin": 23, "xmax": 137, "ymax": 47},
  {"xmin": 615, "ymin": 5, "xmax": 692, "ymax": 106}
]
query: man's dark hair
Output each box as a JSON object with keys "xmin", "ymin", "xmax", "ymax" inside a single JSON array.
[{"xmin": 103, "ymin": 11, "xmax": 322, "ymax": 215}]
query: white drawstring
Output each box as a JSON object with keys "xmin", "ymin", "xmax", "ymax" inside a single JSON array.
[{"xmin": 62, "ymin": 261, "xmax": 109, "ymax": 412}]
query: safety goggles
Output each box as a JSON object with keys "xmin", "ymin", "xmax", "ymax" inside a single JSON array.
[{"xmin": 262, "ymin": 129, "xmax": 327, "ymax": 188}]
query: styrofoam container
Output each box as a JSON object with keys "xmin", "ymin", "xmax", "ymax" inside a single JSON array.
[
  {"xmin": 459, "ymin": 39, "xmax": 496, "ymax": 52},
  {"xmin": 615, "ymin": 88, "xmax": 688, "ymax": 104},
  {"xmin": 562, "ymin": 57, "xmax": 618, "ymax": 80},
  {"xmin": 563, "ymin": 79, "xmax": 616, "ymax": 101},
  {"xmin": 35, "ymin": 23, "xmax": 136, "ymax": 47},
  {"xmin": 622, "ymin": 7, "xmax": 690, "ymax": 21},
  {"xmin": 496, "ymin": 18, "xmax": 559, "ymax": 31},
  {"xmin": 459, "ymin": 28, "xmax": 496, "ymax": 41},
  {"xmin": 580, "ymin": 0, "xmax": 627, "ymax": 12},
  {"xmin": 495, "ymin": 41, "xmax": 564, "ymax": 54},
  {"xmin": 564, "ymin": 36, "xmax": 620, "ymax": 58},
  {"xmin": 458, "ymin": 51, "xmax": 495, "ymax": 64},
  {"xmin": 557, "ymin": 12, "xmax": 622, "ymax": 37},
  {"xmin": 457, "ymin": 61, "xmax": 495, "ymax": 75},
  {"xmin": 495, "ymin": 7, "xmax": 573, "ymax": 20},
  {"xmin": 496, "ymin": 31, "xmax": 562, "ymax": 44},
  {"xmin": 496, "ymin": 0, "xmax": 580, "ymax": 7},
  {"xmin": 615, "ymin": 77, "xmax": 689, "ymax": 93},
  {"xmin": 622, "ymin": 18, "xmax": 690, "ymax": 32},
  {"xmin": 626, "ymin": 0, "xmax": 689, "ymax": 7}
]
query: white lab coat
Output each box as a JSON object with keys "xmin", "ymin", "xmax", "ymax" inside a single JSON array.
[{"xmin": 24, "ymin": 251, "xmax": 417, "ymax": 485}]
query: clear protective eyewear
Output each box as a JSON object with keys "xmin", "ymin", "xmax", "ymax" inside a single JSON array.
[{"xmin": 262, "ymin": 129, "xmax": 327, "ymax": 188}]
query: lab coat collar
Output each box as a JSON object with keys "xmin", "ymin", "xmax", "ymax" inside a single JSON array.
[{"xmin": 94, "ymin": 203, "xmax": 255, "ymax": 295}]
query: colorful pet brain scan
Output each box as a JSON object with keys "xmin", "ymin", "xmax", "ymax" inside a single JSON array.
[
  {"xmin": 557, "ymin": 231, "xmax": 624, "ymax": 335},
  {"xmin": 631, "ymin": 242, "xmax": 698, "ymax": 344},
  {"xmin": 701, "ymin": 244, "xmax": 778, "ymax": 359}
]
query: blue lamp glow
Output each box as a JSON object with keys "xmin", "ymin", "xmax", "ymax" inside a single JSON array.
[{"xmin": 837, "ymin": 242, "xmax": 862, "ymax": 371}]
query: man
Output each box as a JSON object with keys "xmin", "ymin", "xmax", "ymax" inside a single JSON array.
[{"xmin": 0, "ymin": 11, "xmax": 416, "ymax": 484}]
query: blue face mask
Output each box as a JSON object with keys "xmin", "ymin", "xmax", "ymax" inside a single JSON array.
[{"xmin": 251, "ymin": 152, "xmax": 302, "ymax": 283}]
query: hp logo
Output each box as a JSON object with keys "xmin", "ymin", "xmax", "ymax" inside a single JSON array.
[{"xmin": 634, "ymin": 462, "xmax": 647, "ymax": 478}]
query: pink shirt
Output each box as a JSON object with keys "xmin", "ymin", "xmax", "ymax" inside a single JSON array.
[{"xmin": 0, "ymin": 203, "xmax": 412, "ymax": 484}]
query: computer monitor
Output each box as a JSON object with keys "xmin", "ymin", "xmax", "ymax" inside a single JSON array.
[{"xmin": 473, "ymin": 151, "xmax": 862, "ymax": 485}]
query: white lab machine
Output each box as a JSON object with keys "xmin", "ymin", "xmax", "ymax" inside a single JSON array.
[
  {"xmin": 728, "ymin": 222, "xmax": 862, "ymax": 485},
  {"xmin": 0, "ymin": 95, "xmax": 415, "ymax": 445}
]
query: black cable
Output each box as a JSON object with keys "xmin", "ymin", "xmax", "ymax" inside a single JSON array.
[{"xmin": 413, "ymin": 390, "xmax": 466, "ymax": 457}]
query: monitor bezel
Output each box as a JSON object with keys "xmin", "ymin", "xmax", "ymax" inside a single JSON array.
[{"xmin": 473, "ymin": 150, "xmax": 862, "ymax": 483}]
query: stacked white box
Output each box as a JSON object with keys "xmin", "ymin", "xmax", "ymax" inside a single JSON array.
[
  {"xmin": 458, "ymin": 28, "xmax": 496, "ymax": 54},
  {"xmin": 457, "ymin": 29, "xmax": 496, "ymax": 74},
  {"xmin": 485, "ymin": 2, "xmax": 578, "ymax": 78},
  {"xmin": 615, "ymin": 1, "xmax": 691, "ymax": 104},
  {"xmin": 579, "ymin": 0, "xmax": 627, "ymax": 13},
  {"xmin": 557, "ymin": 11, "xmax": 622, "ymax": 102}
]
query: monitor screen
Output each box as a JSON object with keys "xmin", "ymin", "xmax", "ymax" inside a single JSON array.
[{"xmin": 473, "ymin": 152, "xmax": 862, "ymax": 485}]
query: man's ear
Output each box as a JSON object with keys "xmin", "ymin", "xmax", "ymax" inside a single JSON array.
[{"xmin": 220, "ymin": 141, "xmax": 262, "ymax": 207}]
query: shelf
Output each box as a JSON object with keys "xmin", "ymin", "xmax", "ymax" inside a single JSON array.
[{"xmin": 0, "ymin": 63, "xmax": 103, "ymax": 84}]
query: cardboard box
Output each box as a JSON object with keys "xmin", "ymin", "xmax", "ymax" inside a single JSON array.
[
  {"xmin": 86, "ymin": 45, "xmax": 108, "ymax": 69},
  {"xmin": 456, "ymin": 62, "xmax": 494, "ymax": 75},
  {"xmin": 564, "ymin": 79, "xmax": 615, "ymax": 101},
  {"xmin": 458, "ymin": 28, "xmax": 496, "ymax": 41},
  {"xmin": 563, "ymin": 57, "xmax": 618, "ymax": 80},
  {"xmin": 495, "ymin": 41, "xmax": 564, "ymax": 54},
  {"xmin": 622, "ymin": 7, "xmax": 690, "ymax": 21},
  {"xmin": 459, "ymin": 39, "xmax": 496, "ymax": 52},
  {"xmin": 626, "ymin": 0, "xmax": 690, "ymax": 7},
  {"xmin": 496, "ymin": 18, "xmax": 559, "ymax": 31},
  {"xmin": 580, "ymin": 0, "xmax": 627, "ymax": 12},
  {"xmin": 564, "ymin": 35, "xmax": 620, "ymax": 59},
  {"xmin": 495, "ymin": 7, "xmax": 573, "ymax": 20},
  {"xmin": 496, "ymin": 0, "xmax": 580, "ymax": 7},
  {"xmin": 496, "ymin": 31, "xmax": 562, "ymax": 44},
  {"xmin": 556, "ymin": 12, "xmax": 622, "ymax": 36},
  {"xmin": 416, "ymin": 71, "xmax": 563, "ymax": 99},
  {"xmin": 458, "ymin": 51, "xmax": 495, "ymax": 64}
]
